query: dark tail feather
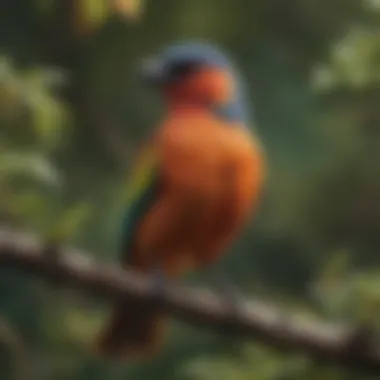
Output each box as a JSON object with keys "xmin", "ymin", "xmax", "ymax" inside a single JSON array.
[{"xmin": 93, "ymin": 298, "xmax": 165, "ymax": 360}]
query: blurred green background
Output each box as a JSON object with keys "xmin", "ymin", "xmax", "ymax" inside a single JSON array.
[{"xmin": 1, "ymin": 0, "xmax": 380, "ymax": 379}]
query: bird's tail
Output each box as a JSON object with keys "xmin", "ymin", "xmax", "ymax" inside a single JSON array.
[{"xmin": 93, "ymin": 297, "xmax": 165, "ymax": 360}]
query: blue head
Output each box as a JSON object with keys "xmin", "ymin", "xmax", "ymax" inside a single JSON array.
[{"xmin": 140, "ymin": 41, "xmax": 249, "ymax": 123}]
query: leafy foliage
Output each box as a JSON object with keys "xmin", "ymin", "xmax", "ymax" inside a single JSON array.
[{"xmin": 0, "ymin": 0, "xmax": 379, "ymax": 379}]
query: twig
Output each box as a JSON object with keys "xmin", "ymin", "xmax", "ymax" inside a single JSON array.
[
  {"xmin": 0, "ymin": 316, "xmax": 30, "ymax": 380},
  {"xmin": 0, "ymin": 226, "xmax": 379, "ymax": 373}
]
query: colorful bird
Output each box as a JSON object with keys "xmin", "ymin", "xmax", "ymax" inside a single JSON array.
[{"xmin": 94, "ymin": 41, "xmax": 266, "ymax": 360}]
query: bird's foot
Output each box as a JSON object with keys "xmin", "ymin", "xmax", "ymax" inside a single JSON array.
[
  {"xmin": 210, "ymin": 270, "xmax": 243, "ymax": 319},
  {"xmin": 150, "ymin": 266, "xmax": 168, "ymax": 304}
]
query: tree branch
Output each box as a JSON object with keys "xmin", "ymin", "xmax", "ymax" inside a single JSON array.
[{"xmin": 0, "ymin": 227, "xmax": 379, "ymax": 373}]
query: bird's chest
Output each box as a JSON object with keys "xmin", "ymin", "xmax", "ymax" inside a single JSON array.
[{"xmin": 162, "ymin": 122, "xmax": 231, "ymax": 195}]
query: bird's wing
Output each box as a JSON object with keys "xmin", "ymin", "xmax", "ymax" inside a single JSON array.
[{"xmin": 119, "ymin": 144, "xmax": 160, "ymax": 263}]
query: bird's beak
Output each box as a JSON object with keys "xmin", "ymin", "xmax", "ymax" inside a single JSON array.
[{"xmin": 139, "ymin": 57, "xmax": 166, "ymax": 85}]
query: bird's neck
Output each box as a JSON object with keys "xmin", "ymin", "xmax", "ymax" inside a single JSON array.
[
  {"xmin": 168, "ymin": 102, "xmax": 206, "ymax": 117},
  {"xmin": 168, "ymin": 98, "xmax": 247, "ymax": 123},
  {"xmin": 213, "ymin": 99, "xmax": 246, "ymax": 123}
]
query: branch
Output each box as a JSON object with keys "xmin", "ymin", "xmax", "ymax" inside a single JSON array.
[{"xmin": 0, "ymin": 227, "xmax": 379, "ymax": 373}]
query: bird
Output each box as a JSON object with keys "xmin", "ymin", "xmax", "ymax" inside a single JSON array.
[{"xmin": 93, "ymin": 41, "xmax": 266, "ymax": 360}]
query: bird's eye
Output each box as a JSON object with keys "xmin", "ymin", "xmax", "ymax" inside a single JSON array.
[{"xmin": 167, "ymin": 62, "xmax": 199, "ymax": 79}]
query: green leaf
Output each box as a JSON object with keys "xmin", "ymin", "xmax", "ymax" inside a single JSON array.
[
  {"xmin": 0, "ymin": 151, "xmax": 61, "ymax": 186},
  {"xmin": 81, "ymin": 0, "xmax": 109, "ymax": 28},
  {"xmin": 46, "ymin": 202, "xmax": 92, "ymax": 243}
]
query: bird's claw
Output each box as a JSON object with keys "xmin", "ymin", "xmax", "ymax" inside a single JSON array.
[
  {"xmin": 150, "ymin": 266, "xmax": 167, "ymax": 303},
  {"xmin": 211, "ymin": 271, "xmax": 242, "ymax": 319}
]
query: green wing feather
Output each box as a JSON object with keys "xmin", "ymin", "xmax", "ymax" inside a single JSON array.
[{"xmin": 119, "ymin": 146, "xmax": 160, "ymax": 263}]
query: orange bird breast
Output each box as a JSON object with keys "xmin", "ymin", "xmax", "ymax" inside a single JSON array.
[{"xmin": 132, "ymin": 112, "xmax": 265, "ymax": 273}]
